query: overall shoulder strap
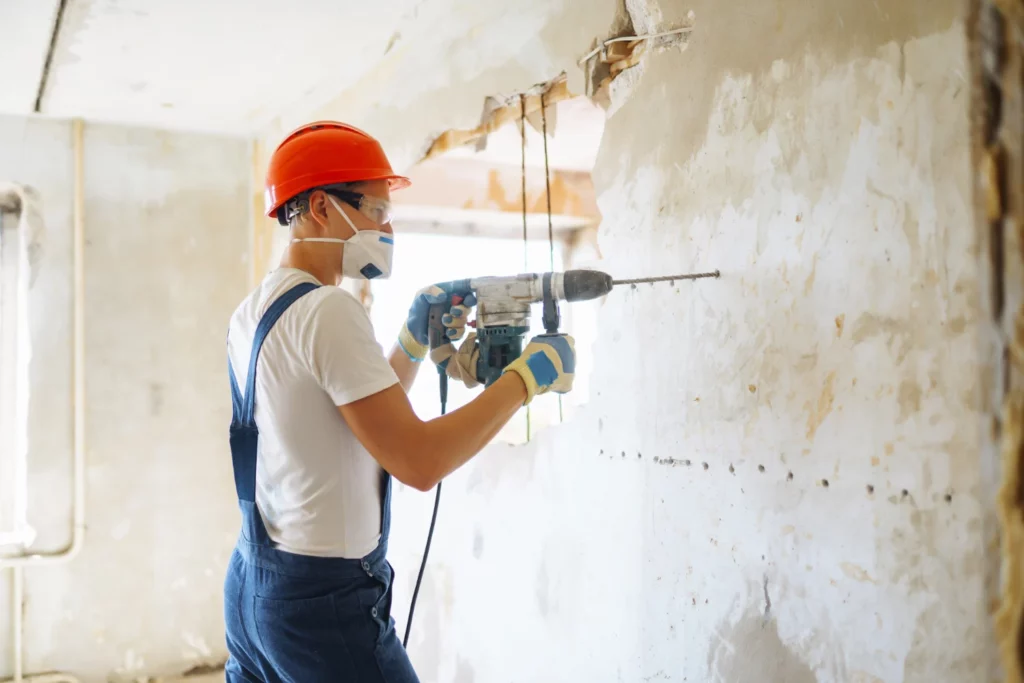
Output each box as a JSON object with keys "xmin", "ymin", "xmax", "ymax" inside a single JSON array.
[
  {"xmin": 228, "ymin": 282, "xmax": 320, "ymax": 426},
  {"xmin": 228, "ymin": 354, "xmax": 243, "ymax": 419}
]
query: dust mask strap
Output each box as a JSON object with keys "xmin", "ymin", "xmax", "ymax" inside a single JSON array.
[{"xmin": 289, "ymin": 198, "xmax": 361, "ymax": 246}]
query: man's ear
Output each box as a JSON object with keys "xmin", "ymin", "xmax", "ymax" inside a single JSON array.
[{"xmin": 308, "ymin": 190, "xmax": 331, "ymax": 229}]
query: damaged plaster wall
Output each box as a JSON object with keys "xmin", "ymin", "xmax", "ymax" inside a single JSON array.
[
  {"xmin": 0, "ymin": 116, "xmax": 249, "ymax": 680},
  {"xmin": 276, "ymin": 0, "xmax": 997, "ymax": 681}
]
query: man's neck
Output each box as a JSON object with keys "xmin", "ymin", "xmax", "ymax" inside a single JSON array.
[{"xmin": 279, "ymin": 244, "xmax": 342, "ymax": 286}]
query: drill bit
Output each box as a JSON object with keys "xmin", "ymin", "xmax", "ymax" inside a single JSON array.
[{"xmin": 612, "ymin": 270, "xmax": 720, "ymax": 286}]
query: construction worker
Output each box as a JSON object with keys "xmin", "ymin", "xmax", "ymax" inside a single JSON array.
[{"xmin": 222, "ymin": 121, "xmax": 575, "ymax": 682}]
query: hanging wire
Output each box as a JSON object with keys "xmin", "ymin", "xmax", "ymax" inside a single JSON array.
[
  {"xmin": 540, "ymin": 91, "xmax": 555, "ymax": 272},
  {"xmin": 539, "ymin": 90, "xmax": 563, "ymax": 424},
  {"xmin": 519, "ymin": 93, "xmax": 531, "ymax": 441},
  {"xmin": 520, "ymin": 94, "xmax": 528, "ymax": 273}
]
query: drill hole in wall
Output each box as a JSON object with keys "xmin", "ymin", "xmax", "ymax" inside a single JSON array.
[
  {"xmin": 702, "ymin": 462, "xmax": 709, "ymax": 470},
  {"xmin": 786, "ymin": 472, "xmax": 794, "ymax": 481},
  {"xmin": 728, "ymin": 464, "xmax": 735, "ymax": 474},
  {"xmin": 821, "ymin": 479, "xmax": 829, "ymax": 488},
  {"xmin": 757, "ymin": 464, "xmax": 765, "ymax": 472},
  {"xmin": 901, "ymin": 489, "xmax": 909, "ymax": 499},
  {"xmin": 944, "ymin": 492, "xmax": 953, "ymax": 503},
  {"xmin": 866, "ymin": 484, "xmax": 875, "ymax": 494}
]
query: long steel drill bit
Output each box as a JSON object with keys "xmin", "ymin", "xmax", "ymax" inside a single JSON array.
[{"xmin": 612, "ymin": 270, "xmax": 720, "ymax": 286}]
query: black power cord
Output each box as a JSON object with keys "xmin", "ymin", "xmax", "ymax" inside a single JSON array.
[{"xmin": 403, "ymin": 370, "xmax": 447, "ymax": 648}]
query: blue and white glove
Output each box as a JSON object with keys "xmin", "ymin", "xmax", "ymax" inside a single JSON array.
[
  {"xmin": 502, "ymin": 333, "xmax": 576, "ymax": 404},
  {"xmin": 398, "ymin": 283, "xmax": 477, "ymax": 363},
  {"xmin": 431, "ymin": 332, "xmax": 482, "ymax": 388}
]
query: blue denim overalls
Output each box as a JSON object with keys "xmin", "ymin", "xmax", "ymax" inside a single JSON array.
[{"xmin": 223, "ymin": 282, "xmax": 420, "ymax": 683}]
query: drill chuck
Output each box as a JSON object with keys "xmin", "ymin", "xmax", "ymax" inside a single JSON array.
[{"xmin": 561, "ymin": 270, "xmax": 614, "ymax": 302}]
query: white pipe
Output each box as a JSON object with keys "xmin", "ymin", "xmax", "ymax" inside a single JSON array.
[
  {"xmin": 12, "ymin": 567, "xmax": 22, "ymax": 682},
  {"xmin": 0, "ymin": 117, "xmax": 86, "ymax": 569},
  {"xmin": 1, "ymin": 118, "xmax": 86, "ymax": 683}
]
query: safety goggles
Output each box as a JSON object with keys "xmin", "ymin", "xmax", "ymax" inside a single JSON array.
[{"xmin": 324, "ymin": 187, "xmax": 394, "ymax": 226}]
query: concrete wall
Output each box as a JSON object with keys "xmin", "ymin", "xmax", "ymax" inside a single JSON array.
[
  {"xmin": 0, "ymin": 0, "xmax": 995, "ymax": 679},
  {"xmin": 0, "ymin": 116, "xmax": 249, "ymax": 680},
  {"xmin": 286, "ymin": 0, "xmax": 995, "ymax": 682}
]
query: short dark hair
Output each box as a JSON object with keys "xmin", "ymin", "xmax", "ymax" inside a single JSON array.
[{"xmin": 279, "ymin": 182, "xmax": 361, "ymax": 226}]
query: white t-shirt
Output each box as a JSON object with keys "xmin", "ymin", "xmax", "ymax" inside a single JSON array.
[{"xmin": 226, "ymin": 268, "xmax": 399, "ymax": 558}]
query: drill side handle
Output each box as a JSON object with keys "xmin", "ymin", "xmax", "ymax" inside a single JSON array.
[{"xmin": 541, "ymin": 272, "xmax": 561, "ymax": 334}]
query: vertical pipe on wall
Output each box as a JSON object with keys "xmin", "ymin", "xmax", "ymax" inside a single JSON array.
[
  {"xmin": 70, "ymin": 117, "xmax": 86, "ymax": 568},
  {"xmin": 12, "ymin": 567, "xmax": 22, "ymax": 682},
  {"xmin": 0, "ymin": 118, "xmax": 87, "ymax": 568},
  {"xmin": 0, "ymin": 119, "xmax": 86, "ymax": 683}
]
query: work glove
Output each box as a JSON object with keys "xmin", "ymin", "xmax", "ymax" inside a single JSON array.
[
  {"xmin": 398, "ymin": 283, "xmax": 477, "ymax": 362},
  {"xmin": 431, "ymin": 332, "xmax": 482, "ymax": 389},
  {"xmin": 502, "ymin": 333, "xmax": 576, "ymax": 405}
]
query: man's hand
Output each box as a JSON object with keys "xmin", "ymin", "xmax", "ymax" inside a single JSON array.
[
  {"xmin": 431, "ymin": 332, "xmax": 482, "ymax": 388},
  {"xmin": 397, "ymin": 283, "xmax": 476, "ymax": 362},
  {"xmin": 502, "ymin": 333, "xmax": 576, "ymax": 404}
]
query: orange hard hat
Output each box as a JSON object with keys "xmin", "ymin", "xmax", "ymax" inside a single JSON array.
[{"xmin": 264, "ymin": 120, "xmax": 410, "ymax": 222}]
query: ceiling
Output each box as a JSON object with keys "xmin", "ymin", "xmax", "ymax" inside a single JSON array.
[
  {"xmin": 2, "ymin": 0, "xmax": 607, "ymax": 176},
  {"xmin": 1, "ymin": 0, "xmax": 422, "ymax": 135}
]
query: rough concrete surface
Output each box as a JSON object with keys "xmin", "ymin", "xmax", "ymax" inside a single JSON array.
[
  {"xmin": 0, "ymin": 116, "xmax": 249, "ymax": 680},
  {"xmin": 0, "ymin": 0, "xmax": 996, "ymax": 680},
  {"xmin": 347, "ymin": 1, "xmax": 992, "ymax": 682}
]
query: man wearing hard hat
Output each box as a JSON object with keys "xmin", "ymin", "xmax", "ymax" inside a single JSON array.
[{"xmin": 221, "ymin": 121, "xmax": 576, "ymax": 682}]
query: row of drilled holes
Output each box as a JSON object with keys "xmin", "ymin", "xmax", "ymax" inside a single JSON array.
[{"xmin": 599, "ymin": 449, "xmax": 954, "ymax": 503}]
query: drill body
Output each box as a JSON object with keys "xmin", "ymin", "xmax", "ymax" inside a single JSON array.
[{"xmin": 427, "ymin": 270, "xmax": 613, "ymax": 386}]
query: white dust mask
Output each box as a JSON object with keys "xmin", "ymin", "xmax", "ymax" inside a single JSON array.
[{"xmin": 290, "ymin": 195, "xmax": 394, "ymax": 279}]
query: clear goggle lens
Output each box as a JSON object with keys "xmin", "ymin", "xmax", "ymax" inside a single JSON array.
[
  {"xmin": 327, "ymin": 189, "xmax": 393, "ymax": 226},
  {"xmin": 354, "ymin": 193, "xmax": 393, "ymax": 225}
]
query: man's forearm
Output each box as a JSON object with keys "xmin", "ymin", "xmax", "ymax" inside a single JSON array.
[
  {"xmin": 416, "ymin": 372, "xmax": 526, "ymax": 483},
  {"xmin": 339, "ymin": 372, "xmax": 526, "ymax": 491},
  {"xmin": 388, "ymin": 343, "xmax": 420, "ymax": 392}
]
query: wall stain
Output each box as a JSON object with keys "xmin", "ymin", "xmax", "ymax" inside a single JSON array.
[
  {"xmin": 841, "ymin": 562, "xmax": 880, "ymax": 583},
  {"xmin": 849, "ymin": 312, "xmax": 913, "ymax": 362},
  {"xmin": 803, "ymin": 257, "xmax": 818, "ymax": 294},
  {"xmin": 806, "ymin": 371, "xmax": 837, "ymax": 440},
  {"xmin": 898, "ymin": 379, "xmax": 923, "ymax": 422}
]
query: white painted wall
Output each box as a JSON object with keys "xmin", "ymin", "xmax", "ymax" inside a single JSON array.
[{"xmin": 0, "ymin": 116, "xmax": 250, "ymax": 680}]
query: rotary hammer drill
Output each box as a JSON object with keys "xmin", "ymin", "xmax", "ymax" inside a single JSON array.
[{"xmin": 425, "ymin": 269, "xmax": 614, "ymax": 386}]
